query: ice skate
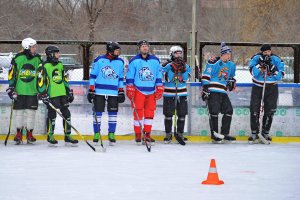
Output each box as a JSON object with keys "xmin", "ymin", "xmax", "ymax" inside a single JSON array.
[
  {"xmin": 108, "ymin": 132, "xmax": 116, "ymax": 146},
  {"xmin": 164, "ymin": 133, "xmax": 172, "ymax": 144},
  {"xmin": 64, "ymin": 134, "xmax": 78, "ymax": 146}
]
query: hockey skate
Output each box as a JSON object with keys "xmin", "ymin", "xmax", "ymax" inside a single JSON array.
[
  {"xmin": 108, "ymin": 132, "xmax": 116, "ymax": 146},
  {"xmin": 262, "ymin": 133, "xmax": 272, "ymax": 142},
  {"xmin": 174, "ymin": 132, "xmax": 186, "ymax": 145},
  {"xmin": 248, "ymin": 133, "xmax": 259, "ymax": 144},
  {"xmin": 93, "ymin": 132, "xmax": 100, "ymax": 143},
  {"xmin": 211, "ymin": 133, "xmax": 223, "ymax": 144},
  {"xmin": 14, "ymin": 130, "xmax": 23, "ymax": 145},
  {"xmin": 47, "ymin": 133, "xmax": 58, "ymax": 146},
  {"xmin": 26, "ymin": 130, "xmax": 36, "ymax": 144},
  {"xmin": 223, "ymin": 135, "xmax": 236, "ymax": 144},
  {"xmin": 143, "ymin": 132, "xmax": 155, "ymax": 145},
  {"xmin": 135, "ymin": 132, "xmax": 142, "ymax": 145},
  {"xmin": 64, "ymin": 134, "xmax": 78, "ymax": 146},
  {"xmin": 164, "ymin": 133, "xmax": 172, "ymax": 144}
]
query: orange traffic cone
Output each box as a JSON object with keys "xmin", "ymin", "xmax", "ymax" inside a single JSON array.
[{"xmin": 202, "ymin": 159, "xmax": 224, "ymax": 185}]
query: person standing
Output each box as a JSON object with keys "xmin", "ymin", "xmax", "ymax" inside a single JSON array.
[
  {"xmin": 87, "ymin": 42, "xmax": 125, "ymax": 145},
  {"xmin": 248, "ymin": 44, "xmax": 284, "ymax": 143},
  {"xmin": 37, "ymin": 46, "xmax": 77, "ymax": 145},
  {"xmin": 126, "ymin": 40, "xmax": 164, "ymax": 144},
  {"xmin": 162, "ymin": 46, "xmax": 191, "ymax": 145},
  {"xmin": 201, "ymin": 42, "xmax": 236, "ymax": 143},
  {"xmin": 7, "ymin": 38, "xmax": 42, "ymax": 144}
]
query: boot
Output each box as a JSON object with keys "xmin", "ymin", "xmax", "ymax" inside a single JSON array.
[
  {"xmin": 64, "ymin": 134, "xmax": 78, "ymax": 144},
  {"xmin": 174, "ymin": 132, "xmax": 186, "ymax": 145},
  {"xmin": 47, "ymin": 133, "xmax": 58, "ymax": 145},
  {"xmin": 14, "ymin": 129, "xmax": 23, "ymax": 145},
  {"xmin": 164, "ymin": 133, "xmax": 172, "ymax": 144},
  {"xmin": 211, "ymin": 133, "xmax": 223, "ymax": 144},
  {"xmin": 26, "ymin": 129, "xmax": 36, "ymax": 143}
]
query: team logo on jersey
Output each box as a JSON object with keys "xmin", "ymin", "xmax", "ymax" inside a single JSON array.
[
  {"xmin": 139, "ymin": 67, "xmax": 154, "ymax": 81},
  {"xmin": 19, "ymin": 64, "xmax": 36, "ymax": 83},
  {"xmin": 218, "ymin": 67, "xmax": 228, "ymax": 80},
  {"xmin": 52, "ymin": 69, "xmax": 63, "ymax": 84},
  {"xmin": 101, "ymin": 66, "xmax": 119, "ymax": 80}
]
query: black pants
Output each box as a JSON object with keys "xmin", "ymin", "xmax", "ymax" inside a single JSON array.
[
  {"xmin": 47, "ymin": 96, "xmax": 71, "ymax": 135},
  {"xmin": 207, "ymin": 92, "xmax": 233, "ymax": 136},
  {"xmin": 94, "ymin": 95, "xmax": 119, "ymax": 112},
  {"xmin": 14, "ymin": 95, "xmax": 38, "ymax": 110},
  {"xmin": 250, "ymin": 85, "xmax": 278, "ymax": 134},
  {"xmin": 163, "ymin": 96, "xmax": 188, "ymax": 134}
]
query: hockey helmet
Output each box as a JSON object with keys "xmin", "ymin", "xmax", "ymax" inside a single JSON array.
[{"xmin": 22, "ymin": 38, "xmax": 37, "ymax": 50}]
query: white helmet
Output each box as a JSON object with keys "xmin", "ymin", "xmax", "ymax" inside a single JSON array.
[
  {"xmin": 169, "ymin": 46, "xmax": 183, "ymax": 59},
  {"xmin": 22, "ymin": 38, "xmax": 37, "ymax": 50}
]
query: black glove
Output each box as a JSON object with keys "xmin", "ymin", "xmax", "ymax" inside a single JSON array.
[
  {"xmin": 39, "ymin": 93, "xmax": 49, "ymax": 104},
  {"xmin": 68, "ymin": 89, "xmax": 74, "ymax": 103},
  {"xmin": 87, "ymin": 89, "xmax": 95, "ymax": 103},
  {"xmin": 227, "ymin": 78, "xmax": 236, "ymax": 91},
  {"xmin": 6, "ymin": 87, "xmax": 17, "ymax": 100},
  {"xmin": 118, "ymin": 88, "xmax": 125, "ymax": 103},
  {"xmin": 201, "ymin": 85, "xmax": 210, "ymax": 101}
]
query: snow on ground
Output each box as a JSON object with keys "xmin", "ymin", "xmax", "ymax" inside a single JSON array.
[{"xmin": 0, "ymin": 141, "xmax": 300, "ymax": 200}]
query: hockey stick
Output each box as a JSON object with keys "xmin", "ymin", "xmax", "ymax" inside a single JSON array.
[
  {"xmin": 4, "ymin": 100, "xmax": 14, "ymax": 146},
  {"xmin": 131, "ymin": 99, "xmax": 151, "ymax": 152},
  {"xmin": 257, "ymin": 69, "xmax": 271, "ymax": 145},
  {"xmin": 91, "ymin": 100, "xmax": 106, "ymax": 151},
  {"xmin": 47, "ymin": 102, "xmax": 103, "ymax": 152},
  {"xmin": 173, "ymin": 76, "xmax": 185, "ymax": 145},
  {"xmin": 205, "ymin": 99, "xmax": 225, "ymax": 140}
]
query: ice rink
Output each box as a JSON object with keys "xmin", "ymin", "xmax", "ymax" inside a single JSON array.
[{"xmin": 0, "ymin": 140, "xmax": 300, "ymax": 200}]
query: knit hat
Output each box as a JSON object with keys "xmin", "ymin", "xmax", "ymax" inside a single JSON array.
[
  {"xmin": 220, "ymin": 42, "xmax": 231, "ymax": 55},
  {"xmin": 260, "ymin": 44, "xmax": 271, "ymax": 52}
]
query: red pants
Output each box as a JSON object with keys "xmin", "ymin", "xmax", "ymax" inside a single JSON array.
[{"xmin": 132, "ymin": 90, "xmax": 156, "ymax": 134}]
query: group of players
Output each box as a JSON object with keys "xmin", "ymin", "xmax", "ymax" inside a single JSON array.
[{"xmin": 5, "ymin": 38, "xmax": 284, "ymax": 146}]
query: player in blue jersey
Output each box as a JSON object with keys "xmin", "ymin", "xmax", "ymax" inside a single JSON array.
[
  {"xmin": 162, "ymin": 46, "xmax": 191, "ymax": 145},
  {"xmin": 87, "ymin": 42, "xmax": 125, "ymax": 145},
  {"xmin": 248, "ymin": 44, "xmax": 285, "ymax": 143},
  {"xmin": 126, "ymin": 40, "xmax": 164, "ymax": 144},
  {"xmin": 201, "ymin": 42, "xmax": 236, "ymax": 143}
]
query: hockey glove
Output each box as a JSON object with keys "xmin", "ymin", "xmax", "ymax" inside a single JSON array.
[
  {"xmin": 6, "ymin": 87, "xmax": 17, "ymax": 100},
  {"xmin": 154, "ymin": 85, "xmax": 164, "ymax": 100},
  {"xmin": 87, "ymin": 87, "xmax": 95, "ymax": 103},
  {"xmin": 267, "ymin": 64, "xmax": 278, "ymax": 75},
  {"xmin": 118, "ymin": 88, "xmax": 125, "ymax": 103},
  {"xmin": 126, "ymin": 85, "xmax": 136, "ymax": 101},
  {"xmin": 68, "ymin": 89, "xmax": 74, "ymax": 103},
  {"xmin": 201, "ymin": 85, "xmax": 210, "ymax": 101},
  {"xmin": 39, "ymin": 93, "xmax": 49, "ymax": 104},
  {"xmin": 227, "ymin": 78, "xmax": 236, "ymax": 91}
]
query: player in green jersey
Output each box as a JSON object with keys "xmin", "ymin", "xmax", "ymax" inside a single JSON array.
[
  {"xmin": 37, "ymin": 46, "xmax": 77, "ymax": 145},
  {"xmin": 6, "ymin": 37, "xmax": 42, "ymax": 144}
]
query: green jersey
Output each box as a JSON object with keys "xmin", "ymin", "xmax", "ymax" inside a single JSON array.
[
  {"xmin": 37, "ymin": 61, "xmax": 70, "ymax": 98},
  {"xmin": 8, "ymin": 52, "xmax": 42, "ymax": 95}
]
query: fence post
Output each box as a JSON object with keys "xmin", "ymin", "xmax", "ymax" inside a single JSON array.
[
  {"xmin": 293, "ymin": 45, "xmax": 300, "ymax": 83},
  {"xmin": 82, "ymin": 44, "xmax": 91, "ymax": 80}
]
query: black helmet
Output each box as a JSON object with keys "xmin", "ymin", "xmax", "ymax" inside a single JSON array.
[
  {"xmin": 137, "ymin": 40, "xmax": 150, "ymax": 48},
  {"xmin": 45, "ymin": 46, "xmax": 59, "ymax": 63},
  {"xmin": 106, "ymin": 42, "xmax": 120, "ymax": 54}
]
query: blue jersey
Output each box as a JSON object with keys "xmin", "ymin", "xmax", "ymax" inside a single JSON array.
[
  {"xmin": 89, "ymin": 54, "xmax": 124, "ymax": 96},
  {"xmin": 126, "ymin": 54, "xmax": 163, "ymax": 95},
  {"xmin": 249, "ymin": 53, "xmax": 284, "ymax": 87},
  {"xmin": 202, "ymin": 59, "xmax": 236, "ymax": 94},
  {"xmin": 162, "ymin": 63, "xmax": 191, "ymax": 97}
]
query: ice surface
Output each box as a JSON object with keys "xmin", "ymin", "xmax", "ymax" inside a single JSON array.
[{"xmin": 1, "ymin": 141, "xmax": 300, "ymax": 200}]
